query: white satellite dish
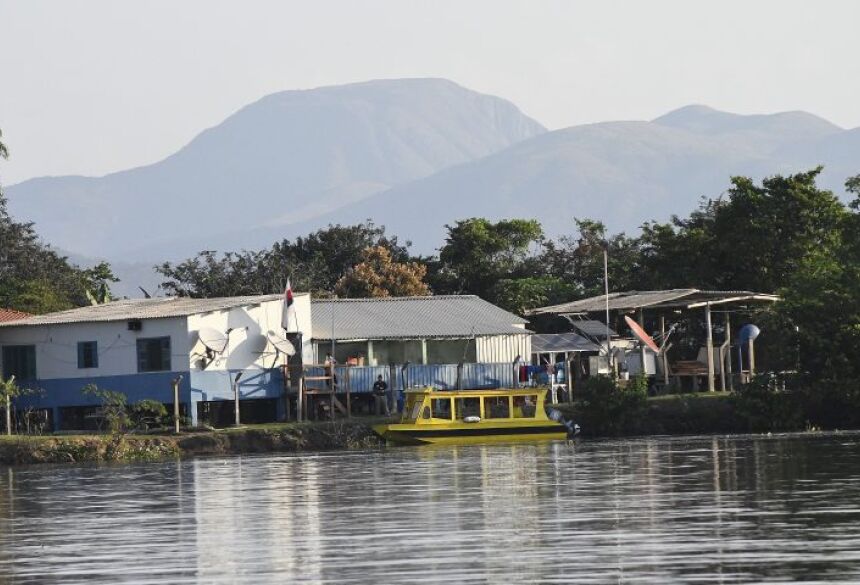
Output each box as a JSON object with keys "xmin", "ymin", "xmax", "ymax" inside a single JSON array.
[
  {"xmin": 267, "ymin": 330, "xmax": 296, "ymax": 357},
  {"xmin": 198, "ymin": 327, "xmax": 229, "ymax": 354}
]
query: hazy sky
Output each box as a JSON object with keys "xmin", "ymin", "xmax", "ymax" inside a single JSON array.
[{"xmin": 1, "ymin": 0, "xmax": 858, "ymax": 185}]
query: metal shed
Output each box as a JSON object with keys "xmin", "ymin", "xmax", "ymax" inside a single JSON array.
[{"xmin": 529, "ymin": 289, "xmax": 780, "ymax": 392}]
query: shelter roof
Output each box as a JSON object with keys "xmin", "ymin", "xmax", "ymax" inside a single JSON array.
[
  {"xmin": 528, "ymin": 289, "xmax": 780, "ymax": 316},
  {"xmin": 531, "ymin": 332, "xmax": 600, "ymax": 354},
  {"xmin": 0, "ymin": 294, "xmax": 300, "ymax": 327},
  {"xmin": 311, "ymin": 295, "xmax": 528, "ymax": 341}
]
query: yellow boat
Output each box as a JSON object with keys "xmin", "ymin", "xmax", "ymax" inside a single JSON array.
[{"xmin": 372, "ymin": 387, "xmax": 575, "ymax": 445}]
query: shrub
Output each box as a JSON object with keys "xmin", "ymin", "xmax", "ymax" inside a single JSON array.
[
  {"xmin": 731, "ymin": 374, "xmax": 805, "ymax": 432},
  {"xmin": 131, "ymin": 399, "xmax": 169, "ymax": 431},
  {"xmin": 577, "ymin": 375, "xmax": 648, "ymax": 436},
  {"xmin": 82, "ymin": 384, "xmax": 129, "ymax": 434}
]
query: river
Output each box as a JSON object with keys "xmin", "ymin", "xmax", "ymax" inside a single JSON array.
[{"xmin": 1, "ymin": 433, "xmax": 859, "ymax": 584}]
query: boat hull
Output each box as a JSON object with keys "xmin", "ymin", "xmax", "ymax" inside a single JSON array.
[{"xmin": 373, "ymin": 422, "xmax": 568, "ymax": 445}]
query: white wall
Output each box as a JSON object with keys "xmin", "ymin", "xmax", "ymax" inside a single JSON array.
[
  {"xmin": 475, "ymin": 334, "xmax": 531, "ymax": 363},
  {"xmin": 186, "ymin": 294, "xmax": 313, "ymax": 371},
  {"xmin": 0, "ymin": 317, "xmax": 189, "ymax": 379}
]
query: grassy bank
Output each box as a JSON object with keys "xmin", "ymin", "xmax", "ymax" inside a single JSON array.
[
  {"xmin": 0, "ymin": 419, "xmax": 385, "ymax": 466},
  {"xmin": 556, "ymin": 392, "xmax": 739, "ymax": 437},
  {"xmin": 4, "ymin": 383, "xmax": 858, "ymax": 466}
]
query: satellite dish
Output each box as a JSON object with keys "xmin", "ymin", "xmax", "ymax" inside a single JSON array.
[
  {"xmin": 198, "ymin": 327, "xmax": 229, "ymax": 354},
  {"xmin": 267, "ymin": 330, "xmax": 296, "ymax": 357},
  {"xmin": 624, "ymin": 316, "xmax": 660, "ymax": 354}
]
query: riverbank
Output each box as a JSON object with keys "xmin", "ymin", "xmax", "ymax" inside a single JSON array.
[
  {"xmin": 2, "ymin": 389, "xmax": 857, "ymax": 466},
  {"xmin": 0, "ymin": 418, "xmax": 385, "ymax": 465}
]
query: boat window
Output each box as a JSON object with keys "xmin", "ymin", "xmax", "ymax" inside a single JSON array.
[
  {"xmin": 455, "ymin": 398, "xmax": 480, "ymax": 420},
  {"xmin": 422, "ymin": 406, "xmax": 431, "ymax": 420},
  {"xmin": 431, "ymin": 398, "xmax": 452, "ymax": 420},
  {"xmin": 409, "ymin": 401, "xmax": 423, "ymax": 421},
  {"xmin": 484, "ymin": 397, "xmax": 510, "ymax": 419},
  {"xmin": 512, "ymin": 395, "xmax": 538, "ymax": 418}
]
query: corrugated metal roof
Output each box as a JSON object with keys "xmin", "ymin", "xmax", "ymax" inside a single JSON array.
[
  {"xmin": 311, "ymin": 295, "xmax": 529, "ymax": 340},
  {"xmin": 528, "ymin": 289, "xmax": 780, "ymax": 315},
  {"xmin": 568, "ymin": 319, "xmax": 617, "ymax": 339},
  {"xmin": 0, "ymin": 294, "xmax": 301, "ymax": 327},
  {"xmin": 531, "ymin": 333, "xmax": 600, "ymax": 353},
  {"xmin": 0, "ymin": 309, "xmax": 32, "ymax": 323}
]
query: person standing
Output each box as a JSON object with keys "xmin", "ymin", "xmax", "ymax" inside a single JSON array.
[
  {"xmin": 373, "ymin": 375, "xmax": 390, "ymax": 416},
  {"xmin": 324, "ymin": 353, "xmax": 338, "ymax": 389}
]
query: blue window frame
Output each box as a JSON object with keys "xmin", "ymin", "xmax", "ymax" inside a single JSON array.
[
  {"xmin": 1, "ymin": 345, "xmax": 37, "ymax": 380},
  {"xmin": 77, "ymin": 341, "xmax": 98, "ymax": 369},
  {"xmin": 136, "ymin": 337, "xmax": 171, "ymax": 372}
]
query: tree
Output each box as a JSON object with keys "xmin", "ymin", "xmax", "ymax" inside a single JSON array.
[
  {"xmin": 335, "ymin": 246, "xmax": 430, "ymax": 298},
  {"xmin": 157, "ymin": 221, "xmax": 409, "ymax": 297},
  {"xmin": 774, "ymin": 173, "xmax": 860, "ymax": 379},
  {"xmin": 0, "ymin": 128, "xmax": 8, "ymax": 160},
  {"xmin": 82, "ymin": 384, "xmax": 129, "ymax": 435},
  {"xmin": 540, "ymin": 219, "xmax": 643, "ymax": 297},
  {"xmin": 0, "ymin": 376, "xmax": 22, "ymax": 436},
  {"xmin": 433, "ymin": 218, "xmax": 543, "ymax": 300},
  {"xmin": 492, "ymin": 276, "xmax": 575, "ymax": 315},
  {"xmin": 0, "ymin": 130, "xmax": 116, "ymax": 313},
  {"xmin": 638, "ymin": 169, "xmax": 847, "ymax": 293}
]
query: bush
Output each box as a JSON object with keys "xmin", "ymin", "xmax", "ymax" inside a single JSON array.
[
  {"xmin": 731, "ymin": 375, "xmax": 805, "ymax": 432},
  {"xmin": 577, "ymin": 375, "xmax": 648, "ymax": 436},
  {"xmin": 795, "ymin": 378, "xmax": 860, "ymax": 430},
  {"xmin": 131, "ymin": 399, "xmax": 169, "ymax": 430},
  {"xmin": 82, "ymin": 384, "xmax": 129, "ymax": 434}
]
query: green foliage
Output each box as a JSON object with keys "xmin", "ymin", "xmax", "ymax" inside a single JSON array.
[
  {"xmin": 157, "ymin": 220, "xmax": 409, "ymax": 297},
  {"xmin": 576, "ymin": 375, "xmax": 648, "ymax": 436},
  {"xmin": 540, "ymin": 219, "xmax": 643, "ymax": 297},
  {"xmin": 82, "ymin": 383, "xmax": 129, "ymax": 434},
  {"xmin": 638, "ymin": 168, "xmax": 847, "ymax": 293},
  {"xmin": 492, "ymin": 276, "xmax": 575, "ymax": 315},
  {"xmin": 0, "ymin": 130, "xmax": 117, "ymax": 313},
  {"xmin": 731, "ymin": 375, "xmax": 805, "ymax": 432},
  {"xmin": 433, "ymin": 218, "xmax": 543, "ymax": 300},
  {"xmin": 0, "ymin": 376, "xmax": 22, "ymax": 402},
  {"xmin": 130, "ymin": 399, "xmax": 169, "ymax": 430}
]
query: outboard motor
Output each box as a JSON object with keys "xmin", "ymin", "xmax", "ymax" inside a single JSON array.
[{"xmin": 548, "ymin": 408, "xmax": 581, "ymax": 438}]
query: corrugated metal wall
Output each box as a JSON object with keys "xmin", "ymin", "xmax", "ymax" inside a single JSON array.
[
  {"xmin": 475, "ymin": 334, "xmax": 531, "ymax": 363},
  {"xmin": 317, "ymin": 362, "xmax": 517, "ymax": 393}
]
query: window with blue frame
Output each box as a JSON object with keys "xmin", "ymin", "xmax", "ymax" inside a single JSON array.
[
  {"xmin": 1, "ymin": 345, "xmax": 37, "ymax": 380},
  {"xmin": 77, "ymin": 341, "xmax": 98, "ymax": 369},
  {"xmin": 136, "ymin": 337, "xmax": 171, "ymax": 372}
]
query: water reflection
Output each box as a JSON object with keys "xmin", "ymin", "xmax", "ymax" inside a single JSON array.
[{"xmin": 1, "ymin": 434, "xmax": 860, "ymax": 583}]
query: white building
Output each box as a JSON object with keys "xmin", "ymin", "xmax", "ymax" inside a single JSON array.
[
  {"xmin": 0, "ymin": 294, "xmax": 311, "ymax": 429},
  {"xmin": 0, "ymin": 293, "xmax": 530, "ymax": 429}
]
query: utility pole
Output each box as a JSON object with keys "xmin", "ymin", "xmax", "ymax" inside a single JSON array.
[
  {"xmin": 172, "ymin": 375, "xmax": 183, "ymax": 434},
  {"xmin": 233, "ymin": 371, "xmax": 244, "ymax": 426},
  {"xmin": 602, "ymin": 241, "xmax": 612, "ymax": 376}
]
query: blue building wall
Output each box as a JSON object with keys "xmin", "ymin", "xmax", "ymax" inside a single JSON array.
[
  {"xmin": 14, "ymin": 371, "xmax": 191, "ymax": 430},
  {"xmin": 189, "ymin": 368, "xmax": 285, "ymax": 424},
  {"xmin": 10, "ymin": 363, "xmax": 515, "ymax": 429},
  {"xmin": 12, "ymin": 368, "xmax": 286, "ymax": 429}
]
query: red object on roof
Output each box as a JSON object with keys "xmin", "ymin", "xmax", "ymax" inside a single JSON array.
[
  {"xmin": 624, "ymin": 315, "xmax": 660, "ymax": 353},
  {"xmin": 0, "ymin": 309, "xmax": 32, "ymax": 323}
]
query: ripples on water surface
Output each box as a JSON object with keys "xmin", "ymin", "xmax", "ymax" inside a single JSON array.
[{"xmin": 1, "ymin": 433, "xmax": 860, "ymax": 584}]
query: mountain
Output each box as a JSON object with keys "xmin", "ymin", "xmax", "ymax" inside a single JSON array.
[
  {"xmin": 283, "ymin": 106, "xmax": 855, "ymax": 252},
  {"xmin": 6, "ymin": 78, "xmax": 545, "ymax": 259},
  {"xmin": 8, "ymin": 82, "xmax": 858, "ymax": 294}
]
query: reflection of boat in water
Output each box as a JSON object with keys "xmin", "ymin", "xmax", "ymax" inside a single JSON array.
[{"xmin": 373, "ymin": 387, "xmax": 577, "ymax": 445}]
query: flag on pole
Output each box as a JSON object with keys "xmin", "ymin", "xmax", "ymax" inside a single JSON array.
[{"xmin": 282, "ymin": 278, "xmax": 297, "ymax": 332}]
